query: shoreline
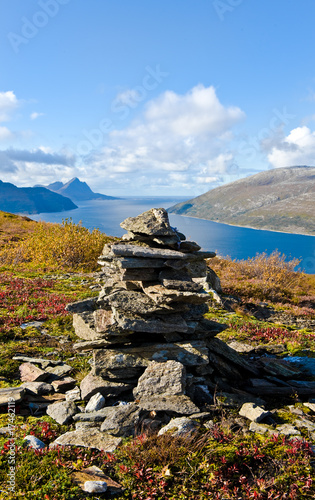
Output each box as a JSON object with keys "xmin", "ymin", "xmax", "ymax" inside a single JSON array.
[{"xmin": 169, "ymin": 213, "xmax": 315, "ymax": 238}]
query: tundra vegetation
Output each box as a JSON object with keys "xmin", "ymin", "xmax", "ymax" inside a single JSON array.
[{"xmin": 0, "ymin": 213, "xmax": 314, "ymax": 499}]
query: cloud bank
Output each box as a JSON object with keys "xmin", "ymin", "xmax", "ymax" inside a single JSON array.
[
  {"xmin": 268, "ymin": 126, "xmax": 315, "ymax": 167},
  {"xmin": 84, "ymin": 85, "xmax": 245, "ymax": 194}
]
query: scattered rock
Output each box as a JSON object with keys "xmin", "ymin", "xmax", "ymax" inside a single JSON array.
[
  {"xmin": 21, "ymin": 382, "xmax": 54, "ymax": 395},
  {"xmin": 239, "ymin": 403, "xmax": 270, "ymax": 423},
  {"xmin": 158, "ymin": 417, "xmax": 199, "ymax": 437},
  {"xmin": 85, "ymin": 393, "xmax": 106, "ymax": 412},
  {"xmin": 52, "ymin": 377, "xmax": 76, "ymax": 393},
  {"xmin": 46, "ymin": 401, "xmax": 78, "ymax": 425},
  {"xmin": 83, "ymin": 481, "xmax": 108, "ymax": 493},
  {"xmin": 19, "ymin": 362, "xmax": 49, "ymax": 382},
  {"xmin": 100, "ymin": 403, "xmax": 141, "ymax": 436},
  {"xmin": 50, "ymin": 429, "xmax": 122, "ymax": 451},
  {"xmin": 65, "ymin": 387, "xmax": 81, "ymax": 402},
  {"xmin": 23, "ymin": 435, "xmax": 46, "ymax": 449},
  {"xmin": 0, "ymin": 387, "xmax": 25, "ymax": 405}
]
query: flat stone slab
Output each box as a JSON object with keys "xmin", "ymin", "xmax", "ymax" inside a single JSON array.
[
  {"xmin": 21, "ymin": 382, "xmax": 54, "ymax": 395},
  {"xmin": 0, "ymin": 387, "xmax": 26, "ymax": 405},
  {"xmin": 50, "ymin": 429, "xmax": 122, "ymax": 452},
  {"xmin": 73, "ymin": 408, "xmax": 114, "ymax": 422},
  {"xmin": 19, "ymin": 362, "xmax": 50, "ymax": 382},
  {"xmin": 13, "ymin": 356, "xmax": 60, "ymax": 366},
  {"xmin": 110, "ymin": 244, "xmax": 196, "ymax": 260},
  {"xmin": 71, "ymin": 466, "xmax": 122, "ymax": 495},
  {"xmin": 80, "ymin": 372, "xmax": 133, "ymax": 401},
  {"xmin": 138, "ymin": 395, "xmax": 200, "ymax": 415},
  {"xmin": 114, "ymin": 310, "xmax": 189, "ymax": 334},
  {"xmin": 94, "ymin": 341, "xmax": 209, "ymax": 378}
]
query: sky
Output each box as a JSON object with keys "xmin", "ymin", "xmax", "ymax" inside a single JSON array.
[{"xmin": 1, "ymin": 0, "xmax": 315, "ymax": 197}]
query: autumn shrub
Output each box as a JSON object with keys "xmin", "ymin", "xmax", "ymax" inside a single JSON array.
[
  {"xmin": 0, "ymin": 218, "xmax": 115, "ymax": 271},
  {"xmin": 210, "ymin": 250, "xmax": 303, "ymax": 302}
]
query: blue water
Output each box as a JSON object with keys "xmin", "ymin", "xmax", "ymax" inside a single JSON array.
[{"xmin": 25, "ymin": 197, "xmax": 315, "ymax": 274}]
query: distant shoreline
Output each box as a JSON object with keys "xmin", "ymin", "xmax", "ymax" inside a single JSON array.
[{"xmin": 170, "ymin": 213, "xmax": 315, "ymax": 238}]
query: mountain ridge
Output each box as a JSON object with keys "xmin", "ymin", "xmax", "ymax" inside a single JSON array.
[
  {"xmin": 0, "ymin": 180, "xmax": 77, "ymax": 214},
  {"xmin": 168, "ymin": 166, "xmax": 315, "ymax": 236}
]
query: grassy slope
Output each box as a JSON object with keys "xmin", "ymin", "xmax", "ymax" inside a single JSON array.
[
  {"xmin": 169, "ymin": 166, "xmax": 315, "ymax": 235},
  {"xmin": 0, "ymin": 213, "xmax": 315, "ymax": 498}
]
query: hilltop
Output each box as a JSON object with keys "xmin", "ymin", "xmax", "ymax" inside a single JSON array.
[
  {"xmin": 44, "ymin": 177, "xmax": 119, "ymax": 202},
  {"xmin": 0, "ymin": 180, "xmax": 77, "ymax": 214},
  {"xmin": 169, "ymin": 166, "xmax": 315, "ymax": 235}
]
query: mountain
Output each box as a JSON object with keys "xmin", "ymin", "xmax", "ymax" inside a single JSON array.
[
  {"xmin": 168, "ymin": 166, "xmax": 315, "ymax": 236},
  {"xmin": 45, "ymin": 177, "xmax": 119, "ymax": 201},
  {"xmin": 0, "ymin": 180, "xmax": 77, "ymax": 214}
]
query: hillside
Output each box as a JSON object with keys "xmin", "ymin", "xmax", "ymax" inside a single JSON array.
[
  {"xmin": 0, "ymin": 180, "xmax": 77, "ymax": 214},
  {"xmin": 45, "ymin": 177, "xmax": 119, "ymax": 201},
  {"xmin": 169, "ymin": 166, "xmax": 315, "ymax": 235}
]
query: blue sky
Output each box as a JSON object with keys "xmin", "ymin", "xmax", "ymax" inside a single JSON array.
[{"xmin": 1, "ymin": 0, "xmax": 315, "ymax": 197}]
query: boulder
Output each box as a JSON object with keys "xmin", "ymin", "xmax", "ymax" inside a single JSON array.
[
  {"xmin": 100, "ymin": 403, "xmax": 141, "ymax": 436},
  {"xmin": 46, "ymin": 401, "xmax": 79, "ymax": 425},
  {"xmin": 239, "ymin": 403, "xmax": 270, "ymax": 423},
  {"xmin": 120, "ymin": 208, "xmax": 176, "ymax": 236}
]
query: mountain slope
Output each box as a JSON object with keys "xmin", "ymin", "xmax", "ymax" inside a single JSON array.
[
  {"xmin": 0, "ymin": 180, "xmax": 77, "ymax": 214},
  {"xmin": 169, "ymin": 166, "xmax": 315, "ymax": 235},
  {"xmin": 46, "ymin": 177, "xmax": 119, "ymax": 201}
]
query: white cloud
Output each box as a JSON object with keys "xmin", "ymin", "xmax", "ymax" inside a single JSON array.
[
  {"xmin": 268, "ymin": 126, "xmax": 315, "ymax": 167},
  {"xmin": 30, "ymin": 112, "xmax": 44, "ymax": 120},
  {"xmin": 0, "ymin": 127, "xmax": 14, "ymax": 141},
  {"xmin": 84, "ymin": 85, "xmax": 245, "ymax": 194},
  {"xmin": 0, "ymin": 91, "xmax": 20, "ymax": 122}
]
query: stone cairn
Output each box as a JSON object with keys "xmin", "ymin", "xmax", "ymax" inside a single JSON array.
[{"xmin": 69, "ymin": 208, "xmax": 261, "ymax": 419}]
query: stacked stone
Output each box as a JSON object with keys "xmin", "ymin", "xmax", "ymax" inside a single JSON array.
[{"xmin": 70, "ymin": 208, "xmax": 257, "ymax": 413}]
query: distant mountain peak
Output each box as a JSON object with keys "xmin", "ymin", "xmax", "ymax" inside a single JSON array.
[{"xmin": 43, "ymin": 177, "xmax": 119, "ymax": 202}]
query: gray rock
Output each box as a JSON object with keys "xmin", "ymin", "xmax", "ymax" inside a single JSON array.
[
  {"xmin": 276, "ymin": 424, "xmax": 301, "ymax": 436},
  {"xmin": 46, "ymin": 401, "xmax": 78, "ymax": 425},
  {"xmin": 114, "ymin": 257, "xmax": 166, "ymax": 269},
  {"xmin": 114, "ymin": 310, "xmax": 190, "ymax": 334},
  {"xmin": 75, "ymin": 421, "xmax": 101, "ymax": 430},
  {"xmin": 133, "ymin": 360, "xmax": 186, "ymax": 399},
  {"xmin": 120, "ymin": 208, "xmax": 176, "ymax": 236},
  {"xmin": 93, "ymin": 309, "xmax": 115, "ymax": 333},
  {"xmin": 50, "ymin": 429, "xmax": 122, "ymax": 451},
  {"xmin": 100, "ymin": 403, "xmax": 141, "ymax": 436},
  {"xmin": 295, "ymin": 419, "xmax": 315, "ymax": 431},
  {"xmin": 249, "ymin": 422, "xmax": 276, "ymax": 435},
  {"xmin": 73, "ymin": 312, "xmax": 103, "ymax": 341},
  {"xmin": 45, "ymin": 364, "xmax": 73, "ymax": 378},
  {"xmin": 52, "ymin": 377, "xmax": 76, "ymax": 393},
  {"xmin": 83, "ymin": 481, "xmax": 107, "ymax": 493},
  {"xmin": 65, "ymin": 387, "xmax": 81, "ymax": 402},
  {"xmin": 0, "ymin": 387, "xmax": 25, "ymax": 405},
  {"xmin": 21, "ymin": 382, "xmax": 53, "ymax": 395},
  {"xmin": 23, "ymin": 435, "xmax": 46, "ymax": 449},
  {"xmin": 65, "ymin": 297, "xmax": 97, "ymax": 313},
  {"xmin": 19, "ymin": 362, "xmax": 49, "ymax": 382},
  {"xmin": 138, "ymin": 395, "xmax": 200, "ymax": 415},
  {"xmin": 110, "ymin": 244, "xmax": 193, "ymax": 260},
  {"xmin": 304, "ymin": 402, "xmax": 315, "ymax": 412},
  {"xmin": 13, "ymin": 356, "xmax": 60, "ymax": 366},
  {"xmin": 73, "ymin": 407, "xmax": 114, "ymax": 422},
  {"xmin": 85, "ymin": 393, "xmax": 106, "ymax": 412},
  {"xmin": 158, "ymin": 417, "xmax": 199, "ymax": 437},
  {"xmin": 142, "ymin": 282, "xmax": 209, "ymax": 305},
  {"xmin": 73, "ymin": 339, "xmax": 112, "ymax": 351},
  {"xmin": 80, "ymin": 372, "xmax": 133, "ymax": 401},
  {"xmin": 283, "ymin": 357, "xmax": 315, "ymax": 377},
  {"xmin": 239, "ymin": 403, "xmax": 270, "ymax": 423}
]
